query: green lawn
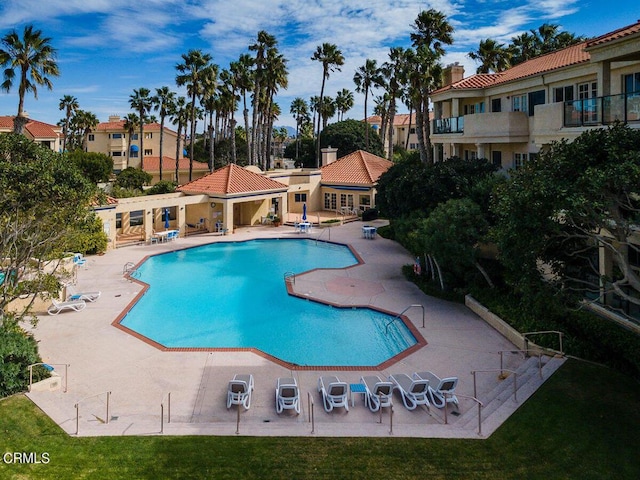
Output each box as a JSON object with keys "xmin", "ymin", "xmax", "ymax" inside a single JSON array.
[{"xmin": 1, "ymin": 359, "xmax": 639, "ymax": 479}]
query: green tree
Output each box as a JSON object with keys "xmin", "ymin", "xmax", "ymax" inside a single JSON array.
[
  {"xmin": 311, "ymin": 43, "xmax": 345, "ymax": 167},
  {"xmin": 146, "ymin": 180, "xmax": 177, "ymax": 195},
  {"xmin": 0, "ymin": 25, "xmax": 59, "ymax": 134},
  {"xmin": 509, "ymin": 23, "xmax": 585, "ymax": 65},
  {"xmin": 129, "ymin": 87, "xmax": 152, "ymax": 171},
  {"xmin": 354, "ymin": 59, "xmax": 383, "ymax": 150},
  {"xmin": 114, "ymin": 166, "xmax": 152, "ymax": 191},
  {"xmin": 176, "ymin": 49, "xmax": 213, "ymax": 180},
  {"xmin": 290, "ymin": 97, "xmax": 309, "ymax": 161},
  {"xmin": 152, "ymin": 86, "xmax": 176, "ymax": 181},
  {"xmin": 492, "ymin": 124, "xmax": 640, "ymax": 314},
  {"xmin": 319, "ymin": 119, "xmax": 384, "ymax": 159},
  {"xmin": 335, "ymin": 88, "xmax": 354, "ymax": 121},
  {"xmin": 58, "ymin": 94, "xmax": 79, "ymax": 153},
  {"xmin": 67, "ymin": 150, "xmax": 113, "ymax": 183},
  {"xmin": 468, "ymin": 38, "xmax": 511, "ymax": 73},
  {"xmin": 284, "ymin": 137, "xmax": 315, "ymax": 168}
]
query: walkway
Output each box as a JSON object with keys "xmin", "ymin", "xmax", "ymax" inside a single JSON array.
[{"xmin": 26, "ymin": 221, "xmax": 553, "ymax": 438}]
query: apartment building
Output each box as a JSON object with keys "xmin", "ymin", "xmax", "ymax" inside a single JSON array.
[
  {"xmin": 366, "ymin": 113, "xmax": 420, "ymax": 153},
  {"xmin": 430, "ymin": 21, "xmax": 640, "ymax": 170},
  {"xmin": 88, "ymin": 115, "xmax": 184, "ymax": 176},
  {"xmin": 0, "ymin": 115, "xmax": 62, "ymax": 152}
]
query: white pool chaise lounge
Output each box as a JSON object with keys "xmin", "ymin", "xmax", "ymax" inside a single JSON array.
[
  {"xmin": 318, "ymin": 376, "xmax": 349, "ymax": 413},
  {"xmin": 276, "ymin": 377, "xmax": 300, "ymax": 414},
  {"xmin": 47, "ymin": 298, "xmax": 86, "ymax": 315},
  {"xmin": 226, "ymin": 374, "xmax": 254, "ymax": 409},
  {"xmin": 388, "ymin": 373, "xmax": 430, "ymax": 410},
  {"xmin": 360, "ymin": 375, "xmax": 393, "ymax": 412},
  {"xmin": 413, "ymin": 371, "xmax": 459, "ymax": 408},
  {"xmin": 67, "ymin": 291, "xmax": 101, "ymax": 303}
]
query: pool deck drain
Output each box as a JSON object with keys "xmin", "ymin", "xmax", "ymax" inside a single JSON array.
[{"xmin": 25, "ymin": 220, "xmax": 554, "ymax": 438}]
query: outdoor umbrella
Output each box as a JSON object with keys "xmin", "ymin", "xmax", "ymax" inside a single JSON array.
[
  {"xmin": 302, "ymin": 203, "xmax": 307, "ymax": 221},
  {"xmin": 164, "ymin": 208, "xmax": 170, "ymax": 229}
]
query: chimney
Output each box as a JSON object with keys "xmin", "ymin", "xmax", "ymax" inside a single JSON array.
[
  {"xmin": 108, "ymin": 115, "xmax": 121, "ymax": 122},
  {"xmin": 442, "ymin": 63, "xmax": 464, "ymax": 86},
  {"xmin": 321, "ymin": 146, "xmax": 338, "ymax": 166}
]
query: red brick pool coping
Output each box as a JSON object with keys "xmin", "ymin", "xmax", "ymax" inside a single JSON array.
[{"xmin": 111, "ymin": 238, "xmax": 427, "ymax": 371}]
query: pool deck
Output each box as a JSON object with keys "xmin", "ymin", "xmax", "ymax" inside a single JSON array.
[{"xmin": 25, "ymin": 220, "xmax": 561, "ymax": 438}]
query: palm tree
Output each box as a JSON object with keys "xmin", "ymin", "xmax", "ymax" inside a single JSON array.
[
  {"xmin": 123, "ymin": 113, "xmax": 139, "ymax": 169},
  {"xmin": 410, "ymin": 9, "xmax": 454, "ymax": 164},
  {"xmin": 129, "ymin": 87, "xmax": 152, "ymax": 171},
  {"xmin": 354, "ymin": 59, "xmax": 382, "ymax": 150},
  {"xmin": 152, "ymin": 87, "xmax": 176, "ymax": 181},
  {"xmin": 176, "ymin": 49, "xmax": 213, "ymax": 181},
  {"xmin": 261, "ymin": 48, "xmax": 288, "ymax": 170},
  {"xmin": 232, "ymin": 53, "xmax": 254, "ymax": 164},
  {"xmin": 0, "ymin": 25, "xmax": 59, "ymax": 134},
  {"xmin": 335, "ymin": 88, "xmax": 354, "ymax": 122},
  {"xmin": 74, "ymin": 109, "xmax": 99, "ymax": 152},
  {"xmin": 468, "ymin": 38, "xmax": 511, "ymax": 73},
  {"xmin": 199, "ymin": 64, "xmax": 219, "ymax": 172},
  {"xmin": 320, "ymin": 96, "xmax": 336, "ymax": 129},
  {"xmin": 58, "ymin": 95, "xmax": 79, "ymax": 153},
  {"xmin": 311, "ymin": 43, "xmax": 345, "ymax": 167},
  {"xmin": 381, "ymin": 47, "xmax": 406, "ymax": 160},
  {"xmin": 290, "ymin": 97, "xmax": 309, "ymax": 161},
  {"xmin": 169, "ymin": 96, "xmax": 188, "ymax": 183}
]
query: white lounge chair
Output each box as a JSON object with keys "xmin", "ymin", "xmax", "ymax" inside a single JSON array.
[
  {"xmin": 67, "ymin": 291, "xmax": 101, "ymax": 303},
  {"xmin": 413, "ymin": 371, "xmax": 459, "ymax": 408},
  {"xmin": 47, "ymin": 298, "xmax": 86, "ymax": 315},
  {"xmin": 317, "ymin": 376, "xmax": 349, "ymax": 413},
  {"xmin": 226, "ymin": 374, "xmax": 254, "ymax": 409},
  {"xmin": 275, "ymin": 377, "xmax": 300, "ymax": 414},
  {"xmin": 360, "ymin": 375, "xmax": 393, "ymax": 412},
  {"xmin": 388, "ymin": 373, "xmax": 430, "ymax": 410}
]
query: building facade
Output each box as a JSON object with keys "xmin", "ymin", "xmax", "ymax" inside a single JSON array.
[{"xmin": 0, "ymin": 115, "xmax": 62, "ymax": 152}]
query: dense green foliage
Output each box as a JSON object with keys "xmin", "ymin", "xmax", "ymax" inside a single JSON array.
[
  {"xmin": 146, "ymin": 180, "xmax": 177, "ymax": 195},
  {"xmin": 284, "ymin": 137, "xmax": 315, "ymax": 167},
  {"xmin": 113, "ymin": 167, "xmax": 152, "ymax": 191},
  {"xmin": 1, "ymin": 360, "xmax": 639, "ymax": 478},
  {"xmin": 66, "ymin": 149, "xmax": 113, "ymax": 183},
  {"xmin": 0, "ymin": 324, "xmax": 48, "ymax": 397},
  {"xmin": 319, "ymin": 119, "xmax": 384, "ymax": 159}
]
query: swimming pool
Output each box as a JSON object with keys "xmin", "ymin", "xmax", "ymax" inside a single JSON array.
[{"xmin": 120, "ymin": 239, "xmax": 417, "ymax": 366}]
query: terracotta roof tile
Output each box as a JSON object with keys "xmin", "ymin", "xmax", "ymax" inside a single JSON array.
[
  {"xmin": 178, "ymin": 164, "xmax": 288, "ymax": 196},
  {"xmin": 0, "ymin": 115, "xmax": 60, "ymax": 138},
  {"xmin": 586, "ymin": 20, "xmax": 640, "ymax": 48},
  {"xmin": 321, "ymin": 150, "xmax": 393, "ymax": 185},
  {"xmin": 143, "ymin": 156, "xmax": 206, "ymax": 172},
  {"xmin": 95, "ymin": 120, "xmax": 168, "ymax": 133},
  {"xmin": 433, "ymin": 42, "xmax": 590, "ymax": 94}
]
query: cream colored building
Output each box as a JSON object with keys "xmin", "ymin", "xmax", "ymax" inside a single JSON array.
[
  {"xmin": 0, "ymin": 115, "xmax": 62, "ymax": 152},
  {"xmin": 88, "ymin": 115, "xmax": 186, "ymax": 177},
  {"xmin": 430, "ymin": 21, "xmax": 640, "ymax": 170},
  {"xmin": 366, "ymin": 113, "xmax": 420, "ymax": 153}
]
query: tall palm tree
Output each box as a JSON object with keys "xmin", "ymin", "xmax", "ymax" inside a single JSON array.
[
  {"xmin": 381, "ymin": 47, "xmax": 406, "ymax": 160},
  {"xmin": 353, "ymin": 59, "xmax": 382, "ymax": 150},
  {"xmin": 261, "ymin": 48, "xmax": 288, "ymax": 170},
  {"xmin": 290, "ymin": 97, "xmax": 309, "ymax": 161},
  {"xmin": 74, "ymin": 109, "xmax": 98, "ymax": 152},
  {"xmin": 0, "ymin": 25, "xmax": 59, "ymax": 134},
  {"xmin": 129, "ymin": 87, "xmax": 152, "ymax": 171},
  {"xmin": 335, "ymin": 88, "xmax": 354, "ymax": 122},
  {"xmin": 199, "ymin": 64, "xmax": 219, "ymax": 172},
  {"xmin": 58, "ymin": 94, "xmax": 78, "ymax": 153},
  {"xmin": 468, "ymin": 38, "xmax": 511, "ymax": 73},
  {"xmin": 232, "ymin": 53, "xmax": 254, "ymax": 164},
  {"xmin": 123, "ymin": 113, "xmax": 139, "ymax": 169},
  {"xmin": 311, "ymin": 43, "xmax": 344, "ymax": 167},
  {"xmin": 152, "ymin": 86, "xmax": 176, "ymax": 181},
  {"xmin": 169, "ymin": 96, "xmax": 188, "ymax": 183},
  {"xmin": 410, "ymin": 9, "xmax": 454, "ymax": 164},
  {"xmin": 176, "ymin": 49, "xmax": 213, "ymax": 181},
  {"xmin": 320, "ymin": 96, "xmax": 336, "ymax": 129}
]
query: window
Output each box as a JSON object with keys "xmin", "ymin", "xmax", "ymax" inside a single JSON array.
[
  {"xmin": 464, "ymin": 150, "xmax": 477, "ymax": 160},
  {"xmin": 294, "ymin": 193, "xmax": 307, "ymax": 203},
  {"xmin": 112, "ymin": 133, "xmax": 122, "ymax": 139},
  {"xmin": 410, "ymin": 127, "xmax": 416, "ymax": 134},
  {"xmin": 624, "ymin": 73, "xmax": 640, "ymax": 94},
  {"xmin": 144, "ymin": 132, "xmax": 153, "ymax": 139},
  {"xmin": 528, "ymin": 90, "xmax": 545, "ymax": 116},
  {"xmin": 116, "ymin": 213, "xmax": 122, "ymax": 229},
  {"xmin": 132, "ymin": 133, "xmax": 138, "ymax": 140},
  {"xmin": 340, "ymin": 194, "xmax": 354, "ymax": 208},
  {"xmin": 491, "ymin": 98, "xmax": 501, "ymax": 112},
  {"xmin": 554, "ymin": 86, "xmax": 574, "ymax": 103},
  {"xmin": 112, "ymin": 151, "xmax": 122, "ymax": 157},
  {"xmin": 492, "ymin": 151, "xmax": 502, "ymax": 168},
  {"xmin": 578, "ymin": 81, "xmax": 597, "ymax": 99},
  {"xmin": 513, "ymin": 153, "xmax": 527, "ymax": 169},
  {"xmin": 88, "ymin": 134, "xmax": 95, "ymax": 141},
  {"xmin": 144, "ymin": 149, "xmax": 152, "ymax": 156},
  {"xmin": 324, "ymin": 192, "xmax": 337, "ymax": 210},
  {"xmin": 359, "ymin": 195, "xmax": 371, "ymax": 209},
  {"xmin": 512, "ymin": 94, "xmax": 527, "ymax": 112},
  {"xmin": 130, "ymin": 150, "xmax": 138, "ymax": 158},
  {"xmin": 129, "ymin": 210, "xmax": 144, "ymax": 227},
  {"xmin": 409, "ymin": 143, "xmax": 418, "ymax": 150}
]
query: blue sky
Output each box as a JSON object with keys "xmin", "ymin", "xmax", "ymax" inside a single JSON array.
[{"xmin": 0, "ymin": 0, "xmax": 637, "ymax": 131}]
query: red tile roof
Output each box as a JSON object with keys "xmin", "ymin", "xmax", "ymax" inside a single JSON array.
[
  {"xmin": 433, "ymin": 42, "xmax": 590, "ymax": 94},
  {"xmin": 586, "ymin": 20, "xmax": 640, "ymax": 48},
  {"xmin": 0, "ymin": 115, "xmax": 60, "ymax": 138},
  {"xmin": 143, "ymin": 156, "xmax": 206, "ymax": 172},
  {"xmin": 178, "ymin": 164, "xmax": 288, "ymax": 196},
  {"xmin": 95, "ymin": 120, "xmax": 170, "ymax": 133},
  {"xmin": 321, "ymin": 150, "xmax": 393, "ymax": 185}
]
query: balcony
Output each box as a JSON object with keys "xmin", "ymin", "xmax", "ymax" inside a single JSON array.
[
  {"xmin": 432, "ymin": 112, "xmax": 529, "ymax": 142},
  {"xmin": 433, "ymin": 116, "xmax": 464, "ymax": 134},
  {"xmin": 564, "ymin": 92, "xmax": 640, "ymax": 127}
]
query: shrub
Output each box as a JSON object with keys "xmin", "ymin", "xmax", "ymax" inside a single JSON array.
[{"xmin": 362, "ymin": 208, "xmax": 378, "ymax": 222}]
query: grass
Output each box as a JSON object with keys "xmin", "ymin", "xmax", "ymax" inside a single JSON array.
[{"xmin": 1, "ymin": 359, "xmax": 639, "ymax": 479}]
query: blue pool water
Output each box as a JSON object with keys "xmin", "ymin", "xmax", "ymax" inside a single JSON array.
[{"xmin": 121, "ymin": 239, "xmax": 417, "ymax": 366}]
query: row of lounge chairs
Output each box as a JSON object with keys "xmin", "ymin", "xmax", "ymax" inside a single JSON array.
[{"xmin": 225, "ymin": 371, "xmax": 458, "ymax": 415}]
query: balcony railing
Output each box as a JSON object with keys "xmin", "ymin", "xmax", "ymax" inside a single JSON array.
[
  {"xmin": 564, "ymin": 92, "xmax": 640, "ymax": 127},
  {"xmin": 432, "ymin": 116, "xmax": 464, "ymax": 134}
]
